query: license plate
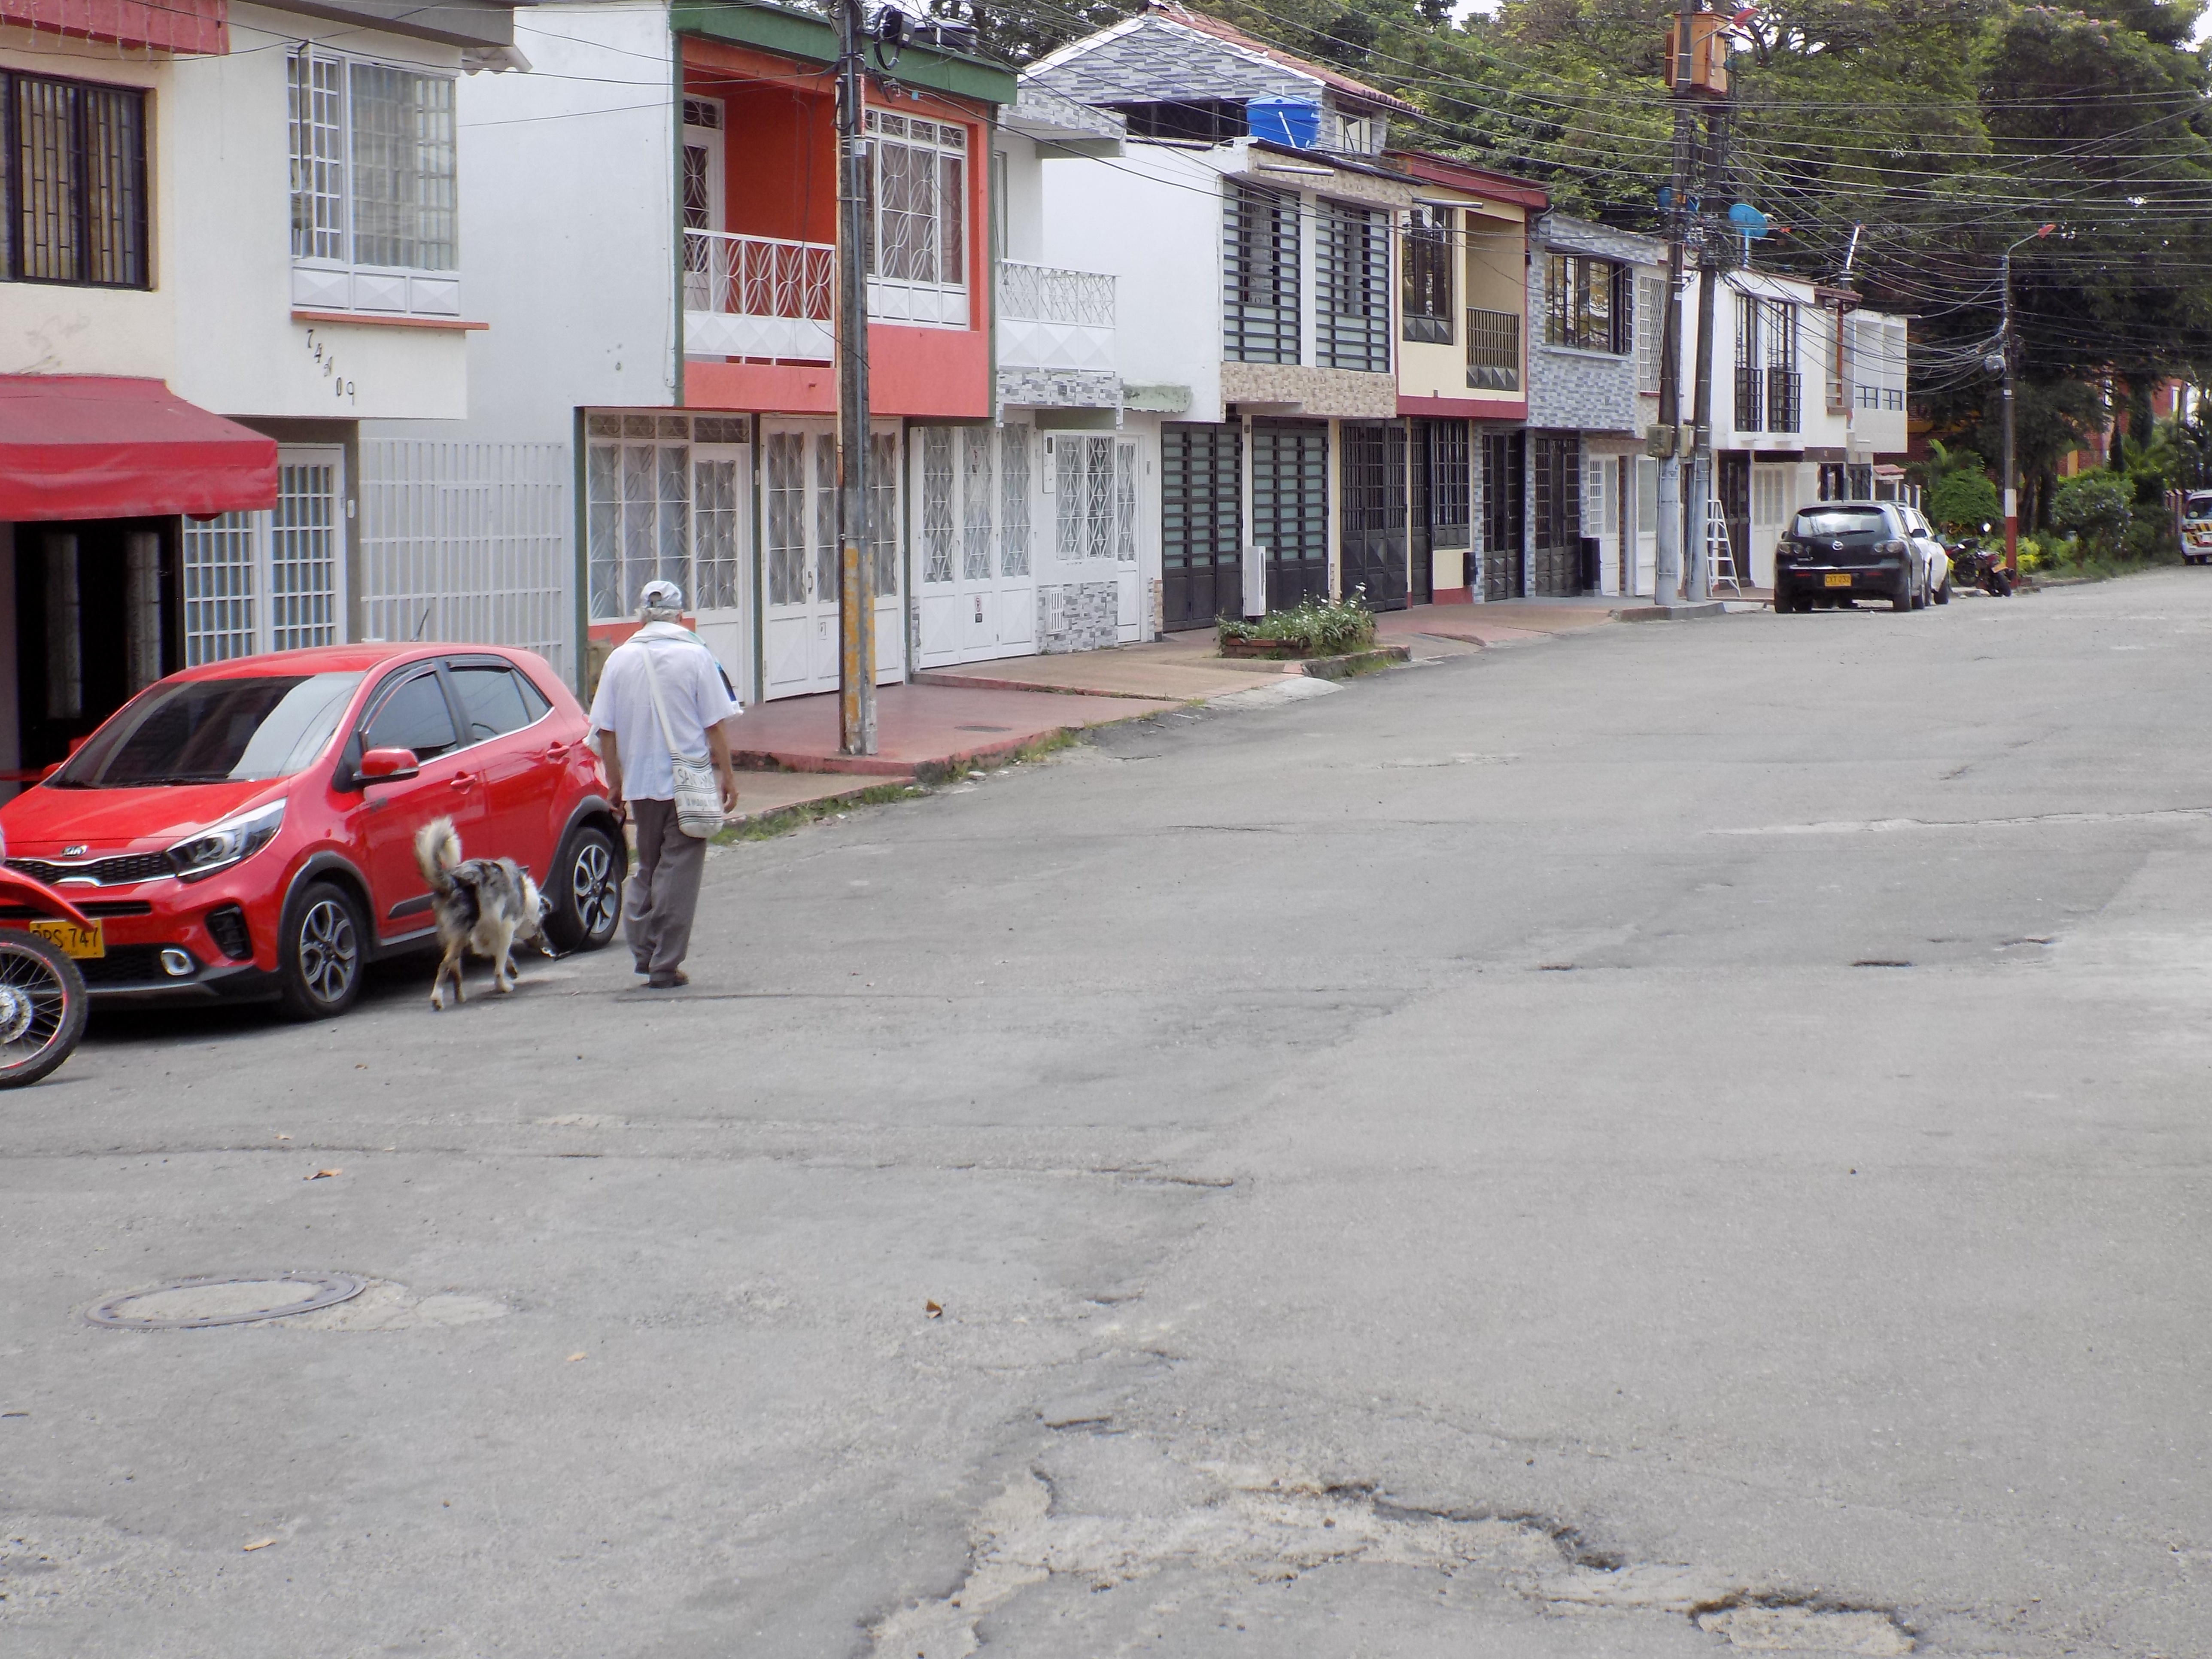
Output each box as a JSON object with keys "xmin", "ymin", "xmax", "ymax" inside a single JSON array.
[
  {"xmin": 28, "ymin": 918, "xmax": 103, "ymax": 959},
  {"xmin": 1824, "ymin": 572, "xmax": 1853, "ymax": 588}
]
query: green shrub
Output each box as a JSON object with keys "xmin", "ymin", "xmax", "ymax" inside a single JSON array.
[
  {"xmin": 1927, "ymin": 468, "xmax": 1999, "ymax": 533},
  {"xmin": 1218, "ymin": 593, "xmax": 1377, "ymax": 655},
  {"xmin": 2051, "ymin": 472, "xmax": 2132, "ymax": 548}
]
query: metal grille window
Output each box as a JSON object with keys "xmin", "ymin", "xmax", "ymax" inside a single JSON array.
[
  {"xmin": 1764, "ymin": 300, "xmax": 1800, "ymax": 434},
  {"xmin": 999, "ymin": 425, "xmax": 1032, "ymax": 577},
  {"xmin": 921, "ymin": 427, "xmax": 955, "ymax": 584},
  {"xmin": 182, "ymin": 452, "xmax": 345, "ymax": 665},
  {"xmin": 1430, "ymin": 420, "xmax": 1471, "ymax": 550},
  {"xmin": 586, "ymin": 417, "xmax": 690, "ymax": 622},
  {"xmin": 1402, "ymin": 204, "xmax": 1452, "ymax": 344},
  {"xmin": 1, "ymin": 71, "xmax": 148, "ymax": 287},
  {"xmin": 1223, "ymin": 182, "xmax": 1299, "ymax": 365},
  {"xmin": 961, "ymin": 427, "xmax": 994, "ymax": 580},
  {"xmin": 863, "ymin": 111, "xmax": 965, "ymax": 294},
  {"xmin": 1115, "ymin": 442, "xmax": 1138, "ymax": 563},
  {"xmin": 1319, "ymin": 201, "xmax": 1390, "ymax": 373},
  {"xmin": 288, "ymin": 51, "xmax": 456, "ymax": 274},
  {"xmin": 871, "ymin": 431, "xmax": 900, "ymax": 597},
  {"xmin": 1636, "ymin": 275, "xmax": 1665, "ymax": 393},
  {"xmin": 765, "ymin": 431, "xmax": 808, "ymax": 606},
  {"xmin": 1544, "ymin": 253, "xmax": 1627, "ymax": 353},
  {"xmin": 694, "ymin": 458, "xmax": 742, "ymax": 613},
  {"xmin": 1732, "ymin": 293, "xmax": 1762, "ymax": 434},
  {"xmin": 1161, "ymin": 423, "xmax": 1242, "ymax": 629},
  {"xmin": 1054, "ymin": 436, "xmax": 1115, "ymax": 562},
  {"xmin": 812, "ymin": 434, "xmax": 839, "ymax": 603},
  {"xmin": 1466, "ymin": 308, "xmax": 1520, "ymax": 392}
]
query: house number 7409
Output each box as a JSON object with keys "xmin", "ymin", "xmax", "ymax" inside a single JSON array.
[{"xmin": 301, "ymin": 328, "xmax": 358, "ymax": 405}]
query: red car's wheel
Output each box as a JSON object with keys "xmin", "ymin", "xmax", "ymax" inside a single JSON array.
[
  {"xmin": 0, "ymin": 933, "xmax": 88, "ymax": 1089},
  {"xmin": 277, "ymin": 881, "xmax": 365, "ymax": 1021}
]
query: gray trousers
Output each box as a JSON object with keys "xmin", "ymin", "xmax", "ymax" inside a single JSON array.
[{"xmin": 624, "ymin": 798, "xmax": 706, "ymax": 980}]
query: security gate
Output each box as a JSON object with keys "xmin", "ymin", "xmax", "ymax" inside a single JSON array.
[
  {"xmin": 1252, "ymin": 419, "xmax": 1328, "ymax": 611},
  {"xmin": 914, "ymin": 422, "xmax": 1038, "ymax": 666},
  {"xmin": 1340, "ymin": 421, "xmax": 1407, "ymax": 610},
  {"xmin": 1161, "ymin": 422, "xmax": 1241, "ymax": 630},
  {"xmin": 1530, "ymin": 431, "xmax": 1583, "ymax": 596},
  {"xmin": 1480, "ymin": 430, "xmax": 1525, "ymax": 600}
]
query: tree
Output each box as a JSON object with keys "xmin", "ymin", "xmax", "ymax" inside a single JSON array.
[{"xmin": 2051, "ymin": 471, "xmax": 2133, "ymax": 549}]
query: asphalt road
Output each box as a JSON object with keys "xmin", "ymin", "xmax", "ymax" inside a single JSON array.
[{"xmin": 6, "ymin": 573, "xmax": 2212, "ymax": 1658}]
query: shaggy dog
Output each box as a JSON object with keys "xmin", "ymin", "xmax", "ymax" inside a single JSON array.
[{"xmin": 413, "ymin": 817, "xmax": 548, "ymax": 1010}]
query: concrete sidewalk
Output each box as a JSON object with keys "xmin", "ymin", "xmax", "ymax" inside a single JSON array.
[{"xmin": 729, "ymin": 680, "xmax": 1180, "ymax": 778}]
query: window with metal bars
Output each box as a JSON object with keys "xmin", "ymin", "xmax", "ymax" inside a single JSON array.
[
  {"xmin": 1319, "ymin": 201, "xmax": 1390, "ymax": 373},
  {"xmin": 1223, "ymin": 181, "xmax": 1299, "ymax": 364},
  {"xmin": 863, "ymin": 111, "xmax": 965, "ymax": 292},
  {"xmin": 1402, "ymin": 204, "xmax": 1452, "ymax": 344},
  {"xmin": 1544, "ymin": 253, "xmax": 1628, "ymax": 354},
  {"xmin": 1429, "ymin": 420, "xmax": 1471, "ymax": 550},
  {"xmin": 1, "ymin": 71, "xmax": 148, "ymax": 288},
  {"xmin": 287, "ymin": 50, "xmax": 456, "ymax": 274}
]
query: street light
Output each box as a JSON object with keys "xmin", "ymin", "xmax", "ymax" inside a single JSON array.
[{"xmin": 1999, "ymin": 223, "xmax": 2056, "ymax": 578}]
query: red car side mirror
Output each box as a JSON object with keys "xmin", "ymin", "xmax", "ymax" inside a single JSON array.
[{"xmin": 358, "ymin": 746, "xmax": 421, "ymax": 782}]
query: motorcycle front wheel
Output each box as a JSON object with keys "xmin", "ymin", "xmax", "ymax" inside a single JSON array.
[{"xmin": 0, "ymin": 933, "xmax": 88, "ymax": 1088}]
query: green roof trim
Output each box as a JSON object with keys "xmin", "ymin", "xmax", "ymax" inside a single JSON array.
[{"xmin": 671, "ymin": 2, "xmax": 1016, "ymax": 105}]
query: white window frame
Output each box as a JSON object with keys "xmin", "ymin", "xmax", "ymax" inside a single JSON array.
[
  {"xmin": 863, "ymin": 108, "xmax": 969, "ymax": 328},
  {"xmin": 288, "ymin": 47, "xmax": 461, "ymax": 319},
  {"xmin": 181, "ymin": 447, "xmax": 348, "ymax": 666}
]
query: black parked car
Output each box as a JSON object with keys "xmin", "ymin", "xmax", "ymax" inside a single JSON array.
[{"xmin": 1773, "ymin": 501, "xmax": 1929, "ymax": 613}]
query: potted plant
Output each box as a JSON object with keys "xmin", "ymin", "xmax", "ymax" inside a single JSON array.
[{"xmin": 1216, "ymin": 592, "xmax": 1377, "ymax": 659}]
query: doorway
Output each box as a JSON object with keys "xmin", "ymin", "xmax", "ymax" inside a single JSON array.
[
  {"xmin": 15, "ymin": 517, "xmax": 177, "ymax": 772},
  {"xmin": 1252, "ymin": 419, "xmax": 1328, "ymax": 610},
  {"xmin": 1161, "ymin": 422, "xmax": 1241, "ymax": 630},
  {"xmin": 1480, "ymin": 430, "xmax": 1525, "ymax": 600},
  {"xmin": 914, "ymin": 422, "xmax": 1039, "ymax": 667},
  {"xmin": 1339, "ymin": 421, "xmax": 1407, "ymax": 610},
  {"xmin": 1530, "ymin": 431, "xmax": 1583, "ymax": 596}
]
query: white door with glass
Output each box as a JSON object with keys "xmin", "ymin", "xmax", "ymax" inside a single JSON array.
[
  {"xmin": 762, "ymin": 423, "xmax": 905, "ymax": 701},
  {"xmin": 180, "ymin": 446, "xmax": 346, "ymax": 664},
  {"xmin": 691, "ymin": 439, "xmax": 750, "ymax": 694},
  {"xmin": 1045, "ymin": 432, "xmax": 1142, "ymax": 644},
  {"xmin": 915, "ymin": 423, "xmax": 1037, "ymax": 666},
  {"xmin": 681, "ymin": 97, "xmax": 725, "ymax": 316}
]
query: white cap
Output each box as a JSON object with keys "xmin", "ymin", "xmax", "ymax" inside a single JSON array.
[{"xmin": 639, "ymin": 579, "xmax": 684, "ymax": 611}]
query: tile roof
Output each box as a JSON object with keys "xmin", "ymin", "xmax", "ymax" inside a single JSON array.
[{"xmin": 1026, "ymin": 4, "xmax": 1418, "ymax": 118}]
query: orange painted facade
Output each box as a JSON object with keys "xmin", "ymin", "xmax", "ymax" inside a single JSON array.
[{"xmin": 677, "ymin": 35, "xmax": 993, "ymax": 422}]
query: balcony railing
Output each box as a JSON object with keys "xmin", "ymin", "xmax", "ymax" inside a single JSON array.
[
  {"xmin": 1466, "ymin": 307, "xmax": 1520, "ymax": 392},
  {"xmin": 997, "ymin": 259, "xmax": 1115, "ymax": 377},
  {"xmin": 683, "ymin": 229, "xmax": 835, "ymax": 363}
]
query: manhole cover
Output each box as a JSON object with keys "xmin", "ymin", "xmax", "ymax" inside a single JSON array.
[{"xmin": 87, "ymin": 1272, "xmax": 368, "ymax": 1331}]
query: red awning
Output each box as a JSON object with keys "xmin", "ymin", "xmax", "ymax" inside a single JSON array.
[{"xmin": 0, "ymin": 376, "xmax": 279, "ymax": 523}]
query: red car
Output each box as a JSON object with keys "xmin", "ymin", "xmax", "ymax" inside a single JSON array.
[{"xmin": 0, "ymin": 644, "xmax": 626, "ymax": 1018}]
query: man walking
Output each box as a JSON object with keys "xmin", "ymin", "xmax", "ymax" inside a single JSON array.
[{"xmin": 588, "ymin": 580, "xmax": 742, "ymax": 988}]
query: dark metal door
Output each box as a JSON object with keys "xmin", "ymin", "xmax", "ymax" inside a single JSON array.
[
  {"xmin": 1161, "ymin": 422, "xmax": 1243, "ymax": 630},
  {"xmin": 1418, "ymin": 418, "xmax": 1471, "ymax": 600},
  {"xmin": 1530, "ymin": 431, "xmax": 1583, "ymax": 596},
  {"xmin": 1252, "ymin": 419, "xmax": 1329, "ymax": 611},
  {"xmin": 1480, "ymin": 431, "xmax": 1525, "ymax": 600},
  {"xmin": 1718, "ymin": 452, "xmax": 1751, "ymax": 585},
  {"xmin": 1339, "ymin": 421, "xmax": 1408, "ymax": 609}
]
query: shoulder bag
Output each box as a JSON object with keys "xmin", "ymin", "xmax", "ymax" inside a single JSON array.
[{"xmin": 637, "ymin": 643, "xmax": 724, "ymax": 838}]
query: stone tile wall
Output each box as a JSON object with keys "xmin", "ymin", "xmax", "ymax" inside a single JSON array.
[{"xmin": 1037, "ymin": 580, "xmax": 1121, "ymax": 653}]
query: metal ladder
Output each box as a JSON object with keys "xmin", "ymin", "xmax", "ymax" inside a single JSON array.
[{"xmin": 1705, "ymin": 501, "xmax": 1743, "ymax": 597}]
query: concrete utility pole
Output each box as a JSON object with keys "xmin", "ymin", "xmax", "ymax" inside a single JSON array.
[
  {"xmin": 1686, "ymin": 99, "xmax": 1729, "ymax": 603},
  {"xmin": 836, "ymin": 0, "xmax": 876, "ymax": 756},
  {"xmin": 1654, "ymin": 106, "xmax": 1692, "ymax": 607}
]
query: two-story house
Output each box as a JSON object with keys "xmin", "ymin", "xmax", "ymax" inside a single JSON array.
[
  {"xmin": 0, "ymin": 0, "xmax": 523, "ymax": 777},
  {"xmin": 1683, "ymin": 269, "xmax": 1911, "ymax": 588},
  {"xmin": 1026, "ymin": 4, "xmax": 1421, "ymax": 625},
  {"xmin": 1522, "ymin": 212, "xmax": 1668, "ymax": 601},
  {"xmin": 1384, "ymin": 149, "xmax": 1544, "ymax": 606}
]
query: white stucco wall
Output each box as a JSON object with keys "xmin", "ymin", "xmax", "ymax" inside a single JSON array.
[
  {"xmin": 0, "ymin": 31, "xmax": 174, "ymax": 379},
  {"xmin": 1039, "ymin": 143, "xmax": 1223, "ymax": 421}
]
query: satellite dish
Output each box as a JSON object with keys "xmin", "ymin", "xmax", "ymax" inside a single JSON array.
[{"xmin": 1726, "ymin": 202, "xmax": 1770, "ymax": 239}]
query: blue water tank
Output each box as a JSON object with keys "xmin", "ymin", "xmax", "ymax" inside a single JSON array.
[{"xmin": 1247, "ymin": 98, "xmax": 1322, "ymax": 150}]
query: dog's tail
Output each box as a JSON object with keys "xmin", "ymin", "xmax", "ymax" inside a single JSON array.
[{"xmin": 414, "ymin": 817, "xmax": 463, "ymax": 897}]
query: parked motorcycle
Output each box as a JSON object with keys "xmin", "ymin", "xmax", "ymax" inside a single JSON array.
[
  {"xmin": 0, "ymin": 839, "xmax": 91, "ymax": 1088},
  {"xmin": 1948, "ymin": 541, "xmax": 2014, "ymax": 597}
]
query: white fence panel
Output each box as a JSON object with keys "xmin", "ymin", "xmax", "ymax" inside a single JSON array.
[{"xmin": 359, "ymin": 441, "xmax": 571, "ymax": 681}]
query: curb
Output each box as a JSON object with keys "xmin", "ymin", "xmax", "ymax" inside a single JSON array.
[{"xmin": 1616, "ymin": 602, "xmax": 1730, "ymax": 622}]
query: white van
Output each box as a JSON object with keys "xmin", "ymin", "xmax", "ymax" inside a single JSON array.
[{"xmin": 2184, "ymin": 491, "xmax": 2212, "ymax": 564}]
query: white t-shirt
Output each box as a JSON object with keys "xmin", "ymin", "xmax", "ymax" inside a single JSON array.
[{"xmin": 587, "ymin": 624, "xmax": 743, "ymax": 802}]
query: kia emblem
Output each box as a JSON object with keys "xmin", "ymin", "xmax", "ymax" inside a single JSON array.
[{"xmin": 63, "ymin": 844, "xmax": 88, "ymax": 857}]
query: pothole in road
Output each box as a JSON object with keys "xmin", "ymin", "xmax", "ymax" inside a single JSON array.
[
  {"xmin": 867, "ymin": 1446, "xmax": 1921, "ymax": 1658},
  {"xmin": 85, "ymin": 1276, "xmax": 506, "ymax": 1332}
]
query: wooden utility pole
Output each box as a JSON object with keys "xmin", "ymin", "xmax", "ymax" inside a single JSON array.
[{"xmin": 836, "ymin": 0, "xmax": 876, "ymax": 756}]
